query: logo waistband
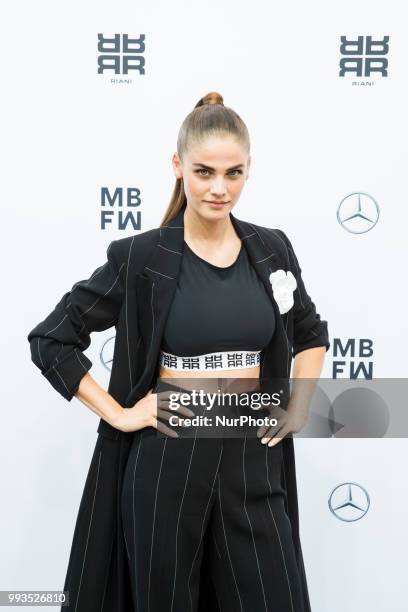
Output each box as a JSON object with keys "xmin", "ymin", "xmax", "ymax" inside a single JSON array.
[{"xmin": 159, "ymin": 349, "xmax": 261, "ymax": 372}]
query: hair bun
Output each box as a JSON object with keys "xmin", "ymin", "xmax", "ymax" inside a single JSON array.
[{"xmin": 195, "ymin": 91, "xmax": 224, "ymax": 108}]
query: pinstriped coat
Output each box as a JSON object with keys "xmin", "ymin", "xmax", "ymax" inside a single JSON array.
[{"xmin": 27, "ymin": 205, "xmax": 330, "ymax": 612}]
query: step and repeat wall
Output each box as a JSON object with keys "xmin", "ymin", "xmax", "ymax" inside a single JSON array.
[{"xmin": 3, "ymin": 1, "xmax": 407, "ymax": 611}]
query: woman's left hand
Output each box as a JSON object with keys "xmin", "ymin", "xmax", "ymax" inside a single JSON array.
[{"xmin": 256, "ymin": 401, "xmax": 308, "ymax": 447}]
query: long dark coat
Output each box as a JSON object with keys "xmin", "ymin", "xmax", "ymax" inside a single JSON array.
[{"xmin": 27, "ymin": 205, "xmax": 329, "ymax": 612}]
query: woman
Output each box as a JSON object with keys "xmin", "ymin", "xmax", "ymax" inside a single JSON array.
[{"xmin": 27, "ymin": 92, "xmax": 330, "ymax": 612}]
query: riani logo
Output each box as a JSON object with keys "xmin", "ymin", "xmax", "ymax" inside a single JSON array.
[
  {"xmin": 97, "ymin": 33, "xmax": 146, "ymax": 80},
  {"xmin": 339, "ymin": 36, "xmax": 389, "ymax": 84},
  {"xmin": 332, "ymin": 338, "xmax": 374, "ymax": 379},
  {"xmin": 100, "ymin": 187, "xmax": 141, "ymax": 231}
]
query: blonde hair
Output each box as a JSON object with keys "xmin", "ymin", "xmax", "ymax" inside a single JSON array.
[{"xmin": 160, "ymin": 91, "xmax": 250, "ymax": 226}]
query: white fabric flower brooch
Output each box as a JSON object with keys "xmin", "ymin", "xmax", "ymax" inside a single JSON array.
[{"xmin": 269, "ymin": 270, "xmax": 297, "ymax": 314}]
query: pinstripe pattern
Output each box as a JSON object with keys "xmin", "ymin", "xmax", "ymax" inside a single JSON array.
[
  {"xmin": 186, "ymin": 445, "xmax": 223, "ymax": 612},
  {"xmin": 157, "ymin": 243, "xmax": 183, "ymax": 256},
  {"xmin": 74, "ymin": 449, "xmax": 102, "ymax": 612},
  {"xmin": 242, "ymin": 428, "xmax": 268, "ymax": 611},
  {"xmin": 28, "ymin": 240, "xmax": 127, "ymax": 402},
  {"xmin": 131, "ymin": 431, "xmax": 144, "ymax": 612},
  {"xmin": 216, "ymin": 472, "xmax": 244, "ymax": 611},
  {"xmin": 169, "ymin": 393, "xmax": 214, "ymax": 612},
  {"xmin": 27, "ymin": 207, "xmax": 326, "ymax": 610},
  {"xmin": 148, "ymin": 282, "xmax": 155, "ymax": 360},
  {"xmin": 121, "ymin": 384, "xmax": 308, "ymax": 611},
  {"xmin": 40, "ymin": 262, "xmax": 125, "ymax": 348},
  {"xmin": 147, "ymin": 438, "xmax": 167, "ymax": 612},
  {"xmin": 212, "ymin": 532, "xmax": 222, "ymax": 559},
  {"xmin": 125, "ymin": 235, "xmax": 136, "ymax": 390},
  {"xmin": 264, "ymin": 444, "xmax": 295, "ymax": 612},
  {"xmin": 52, "ymin": 365, "xmax": 71, "ymax": 395},
  {"xmin": 169, "ymin": 435, "xmax": 197, "ymax": 612},
  {"xmin": 144, "ymin": 267, "xmax": 175, "ymax": 280},
  {"xmin": 100, "ymin": 525, "xmax": 115, "ymax": 612}
]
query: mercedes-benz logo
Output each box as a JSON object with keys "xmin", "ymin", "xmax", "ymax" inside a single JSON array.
[
  {"xmin": 100, "ymin": 335, "xmax": 116, "ymax": 371},
  {"xmin": 337, "ymin": 192, "xmax": 380, "ymax": 234},
  {"xmin": 328, "ymin": 482, "xmax": 370, "ymax": 521}
]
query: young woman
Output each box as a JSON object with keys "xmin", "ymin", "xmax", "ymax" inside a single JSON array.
[{"xmin": 28, "ymin": 92, "xmax": 330, "ymax": 612}]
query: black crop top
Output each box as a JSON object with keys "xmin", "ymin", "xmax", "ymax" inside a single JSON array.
[{"xmin": 160, "ymin": 240, "xmax": 275, "ymax": 356}]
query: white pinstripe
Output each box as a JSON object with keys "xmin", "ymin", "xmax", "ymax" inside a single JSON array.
[
  {"xmin": 124, "ymin": 527, "xmax": 131, "ymax": 560},
  {"xmin": 252, "ymin": 225, "xmax": 266, "ymax": 245},
  {"xmin": 212, "ymin": 532, "xmax": 222, "ymax": 559},
  {"xmin": 36, "ymin": 337, "xmax": 44, "ymax": 369},
  {"xmin": 70, "ymin": 311, "xmax": 88, "ymax": 335},
  {"xmin": 44, "ymin": 313, "xmax": 69, "ymax": 337},
  {"xmin": 100, "ymin": 524, "xmax": 115, "ymax": 612},
  {"xmin": 147, "ymin": 439, "xmax": 167, "ymax": 612},
  {"xmin": 157, "ymin": 243, "xmax": 182, "ymax": 256},
  {"xmin": 279, "ymin": 443, "xmax": 290, "ymax": 539},
  {"xmin": 169, "ymin": 434, "xmax": 197, "ymax": 612},
  {"xmin": 39, "ymin": 260, "xmax": 125, "ymax": 371},
  {"xmin": 66, "ymin": 302, "xmax": 90, "ymax": 334},
  {"xmin": 74, "ymin": 348, "xmax": 88, "ymax": 371},
  {"xmin": 52, "ymin": 365, "xmax": 70, "ymax": 395},
  {"xmin": 264, "ymin": 444, "xmax": 295, "ymax": 612},
  {"xmin": 144, "ymin": 266, "xmax": 175, "ymax": 280},
  {"xmin": 242, "ymin": 428, "xmax": 268, "ymax": 611},
  {"xmin": 74, "ymin": 449, "xmax": 102, "ymax": 612},
  {"xmin": 187, "ymin": 444, "xmax": 224, "ymax": 612},
  {"xmin": 217, "ymin": 474, "xmax": 243, "ymax": 612},
  {"xmin": 130, "ymin": 430, "xmax": 144, "ymax": 612},
  {"xmin": 255, "ymin": 253, "xmax": 276, "ymax": 263},
  {"xmin": 79, "ymin": 262, "xmax": 126, "ymax": 317},
  {"xmin": 148, "ymin": 282, "xmax": 155, "ymax": 359},
  {"xmin": 284, "ymin": 315, "xmax": 291, "ymax": 376},
  {"xmin": 125, "ymin": 236, "xmax": 136, "ymax": 389},
  {"xmin": 55, "ymin": 345, "xmax": 62, "ymax": 364},
  {"xmin": 51, "ymin": 349, "xmax": 89, "ymax": 398},
  {"xmin": 170, "ymin": 401, "xmax": 209, "ymax": 612}
]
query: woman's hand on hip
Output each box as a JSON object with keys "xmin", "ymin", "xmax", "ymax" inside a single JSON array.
[{"xmin": 112, "ymin": 389, "xmax": 195, "ymax": 437}]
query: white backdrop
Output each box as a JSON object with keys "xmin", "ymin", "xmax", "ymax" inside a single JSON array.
[{"xmin": 2, "ymin": 1, "xmax": 407, "ymax": 610}]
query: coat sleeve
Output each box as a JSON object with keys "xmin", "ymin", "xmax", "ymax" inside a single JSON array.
[
  {"xmin": 275, "ymin": 229, "xmax": 330, "ymax": 357},
  {"xmin": 27, "ymin": 240, "xmax": 125, "ymax": 402}
]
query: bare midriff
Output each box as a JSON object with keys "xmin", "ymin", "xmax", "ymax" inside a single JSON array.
[{"xmin": 157, "ymin": 364, "xmax": 261, "ymax": 393}]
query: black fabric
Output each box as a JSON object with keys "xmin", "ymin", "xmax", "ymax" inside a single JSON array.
[
  {"xmin": 161, "ymin": 240, "xmax": 275, "ymax": 356},
  {"xmin": 26, "ymin": 206, "xmax": 330, "ymax": 611},
  {"xmin": 121, "ymin": 380, "xmax": 306, "ymax": 612}
]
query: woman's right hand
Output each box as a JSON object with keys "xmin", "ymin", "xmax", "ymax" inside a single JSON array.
[{"xmin": 112, "ymin": 388, "xmax": 195, "ymax": 438}]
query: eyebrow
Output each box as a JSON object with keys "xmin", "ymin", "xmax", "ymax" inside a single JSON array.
[{"xmin": 192, "ymin": 163, "xmax": 245, "ymax": 171}]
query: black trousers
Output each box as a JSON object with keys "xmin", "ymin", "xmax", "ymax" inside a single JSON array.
[{"xmin": 121, "ymin": 380, "xmax": 307, "ymax": 612}]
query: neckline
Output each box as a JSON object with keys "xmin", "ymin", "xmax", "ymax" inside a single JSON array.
[{"xmin": 183, "ymin": 240, "xmax": 243, "ymax": 271}]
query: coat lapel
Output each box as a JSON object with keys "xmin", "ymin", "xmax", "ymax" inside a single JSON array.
[
  {"xmin": 125, "ymin": 214, "xmax": 185, "ymax": 405},
  {"xmin": 229, "ymin": 215, "xmax": 292, "ymax": 381},
  {"xmin": 125, "ymin": 206, "xmax": 291, "ymax": 407}
]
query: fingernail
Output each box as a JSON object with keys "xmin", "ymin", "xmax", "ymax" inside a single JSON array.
[{"xmin": 261, "ymin": 438, "xmax": 268, "ymax": 444}]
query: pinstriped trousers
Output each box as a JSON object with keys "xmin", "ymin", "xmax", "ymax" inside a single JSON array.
[{"xmin": 121, "ymin": 381, "xmax": 307, "ymax": 612}]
